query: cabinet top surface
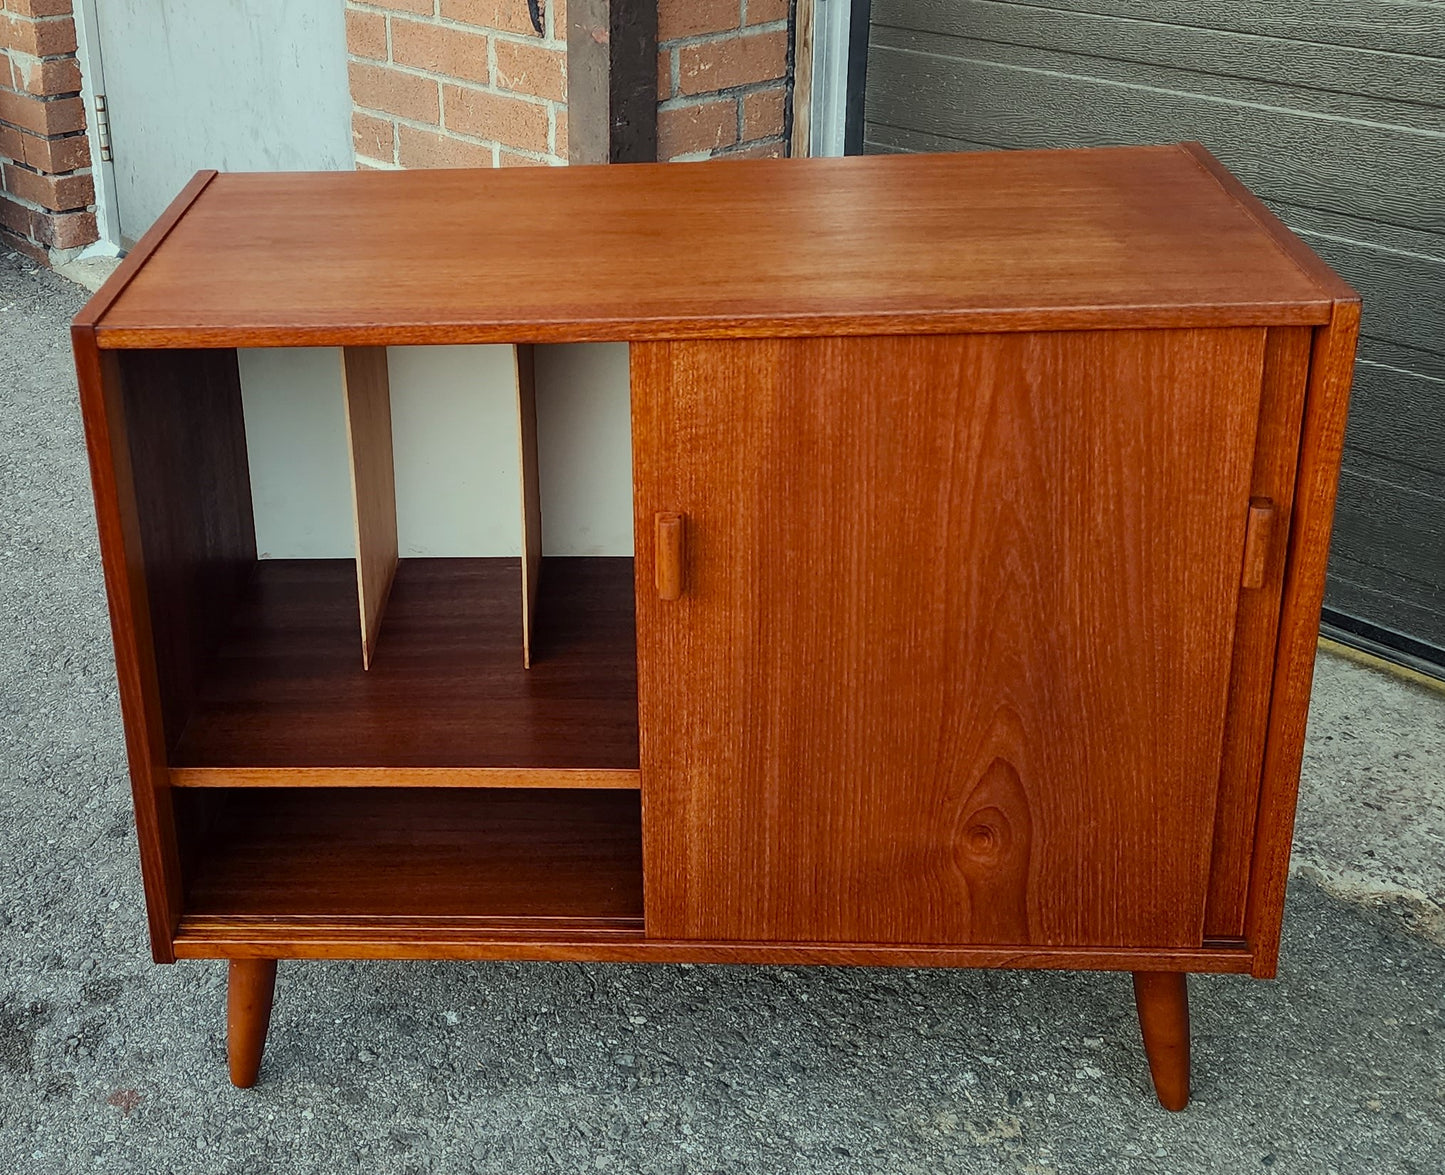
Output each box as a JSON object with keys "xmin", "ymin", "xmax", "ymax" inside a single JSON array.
[{"xmin": 80, "ymin": 143, "xmax": 1353, "ymax": 348}]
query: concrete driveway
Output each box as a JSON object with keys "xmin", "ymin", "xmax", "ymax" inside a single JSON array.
[{"xmin": 2, "ymin": 248, "xmax": 1442, "ymax": 1173}]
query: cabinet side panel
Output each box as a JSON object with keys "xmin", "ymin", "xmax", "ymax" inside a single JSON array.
[
  {"xmin": 71, "ymin": 330, "xmax": 181, "ymax": 959},
  {"xmin": 1246, "ymin": 302, "xmax": 1362, "ymax": 977},
  {"xmin": 636, "ymin": 331, "xmax": 1267, "ymax": 948},
  {"xmin": 116, "ymin": 348, "xmax": 257, "ymax": 747},
  {"xmin": 1204, "ymin": 327, "xmax": 1313, "ymax": 938}
]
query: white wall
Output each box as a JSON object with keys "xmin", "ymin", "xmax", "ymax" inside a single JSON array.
[
  {"xmin": 239, "ymin": 344, "xmax": 634, "ymax": 560},
  {"xmin": 534, "ymin": 344, "xmax": 635, "ymax": 556}
]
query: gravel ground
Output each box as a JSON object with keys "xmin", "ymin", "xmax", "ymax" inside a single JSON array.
[{"xmin": 2, "ymin": 248, "xmax": 1443, "ymax": 1174}]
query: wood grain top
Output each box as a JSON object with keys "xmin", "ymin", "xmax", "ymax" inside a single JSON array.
[{"xmin": 86, "ymin": 144, "xmax": 1347, "ymax": 348}]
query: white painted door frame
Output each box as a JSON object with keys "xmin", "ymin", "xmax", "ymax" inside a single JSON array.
[
  {"xmin": 71, "ymin": 0, "xmax": 122, "ymax": 250},
  {"xmin": 807, "ymin": 0, "xmax": 869, "ymax": 156}
]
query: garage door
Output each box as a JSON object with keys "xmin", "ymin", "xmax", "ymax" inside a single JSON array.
[{"xmin": 863, "ymin": 0, "xmax": 1445, "ymax": 673}]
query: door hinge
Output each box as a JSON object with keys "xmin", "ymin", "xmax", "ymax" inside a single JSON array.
[{"xmin": 93, "ymin": 92, "xmax": 112, "ymax": 162}]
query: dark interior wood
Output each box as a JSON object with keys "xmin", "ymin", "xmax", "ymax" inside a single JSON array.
[
  {"xmin": 170, "ymin": 557, "xmax": 639, "ymax": 770},
  {"xmin": 184, "ymin": 788, "xmax": 643, "ymax": 925},
  {"xmin": 118, "ymin": 347, "xmax": 256, "ymax": 749}
]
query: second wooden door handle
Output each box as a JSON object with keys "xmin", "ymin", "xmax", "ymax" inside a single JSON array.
[
  {"xmin": 1241, "ymin": 498, "xmax": 1276, "ymax": 589},
  {"xmin": 656, "ymin": 512, "xmax": 686, "ymax": 600}
]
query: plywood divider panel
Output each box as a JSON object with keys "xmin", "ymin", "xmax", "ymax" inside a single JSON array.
[
  {"xmin": 341, "ymin": 346, "xmax": 399, "ymax": 670},
  {"xmin": 516, "ymin": 345, "xmax": 542, "ymax": 668}
]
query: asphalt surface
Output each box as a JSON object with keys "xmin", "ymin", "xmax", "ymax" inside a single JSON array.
[{"xmin": 2, "ymin": 248, "xmax": 1442, "ymax": 1173}]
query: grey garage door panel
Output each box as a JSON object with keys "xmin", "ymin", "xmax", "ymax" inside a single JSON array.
[
  {"xmin": 1358, "ymin": 337, "xmax": 1445, "ymax": 387},
  {"xmin": 868, "ymin": 26, "xmax": 1444, "ymax": 134},
  {"xmin": 863, "ymin": 124, "xmax": 995, "ymax": 154},
  {"xmin": 873, "ymin": 0, "xmax": 1445, "ymax": 57},
  {"xmin": 1344, "ymin": 364, "xmax": 1445, "ymax": 478},
  {"xmin": 1328, "ymin": 462, "xmax": 1445, "ymax": 648},
  {"xmin": 864, "ymin": 49, "xmax": 1445, "ymax": 232},
  {"xmin": 1333, "ymin": 462, "xmax": 1445, "ymax": 577},
  {"xmin": 870, "ymin": 0, "xmax": 1445, "ymax": 109},
  {"xmin": 1323, "ymin": 560, "xmax": 1445, "ymax": 647},
  {"xmin": 1327, "ymin": 562, "xmax": 1445, "ymax": 650},
  {"xmin": 1278, "ymin": 211, "xmax": 1445, "ymax": 362}
]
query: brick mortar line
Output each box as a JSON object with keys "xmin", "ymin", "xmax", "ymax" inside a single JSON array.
[
  {"xmin": 350, "ymin": 3, "xmax": 563, "ymax": 49},
  {"xmin": 4, "ymin": 49, "xmax": 82, "ymax": 64},
  {"xmin": 0, "ymin": 120, "xmax": 87, "ymax": 144},
  {"xmin": 0, "ymin": 82, "xmax": 83, "ymax": 102},
  {"xmin": 354, "ymin": 152, "xmax": 402, "ymax": 170},
  {"xmin": 1, "ymin": 88, "xmax": 84, "ymax": 101},
  {"xmin": 657, "ymin": 19, "xmax": 789, "ymax": 50},
  {"xmin": 713, "ymin": 136, "xmax": 788, "ymax": 155},
  {"xmin": 3, "ymin": 157, "xmax": 93, "ymax": 178},
  {"xmin": 396, "ymin": 16, "xmax": 564, "ymax": 52},
  {"xmin": 0, "ymin": 185, "xmax": 93, "ymax": 217},
  {"xmin": 353, "ymin": 99, "xmax": 566, "ymax": 136},
  {"xmin": 352, "ymin": 102, "xmax": 564, "ymax": 162},
  {"xmin": 0, "ymin": 117, "xmax": 88, "ymax": 141},
  {"xmin": 347, "ymin": 53, "xmax": 561, "ymax": 110},
  {"xmin": 659, "ymin": 78, "xmax": 789, "ymax": 110}
]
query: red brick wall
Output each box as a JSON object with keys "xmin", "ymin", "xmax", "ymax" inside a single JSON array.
[
  {"xmin": 0, "ymin": 0, "xmax": 96, "ymax": 263},
  {"xmin": 346, "ymin": 0, "xmax": 569, "ymax": 169},
  {"xmin": 349, "ymin": 0, "xmax": 796, "ymax": 170},
  {"xmin": 656, "ymin": 0, "xmax": 790, "ymax": 161}
]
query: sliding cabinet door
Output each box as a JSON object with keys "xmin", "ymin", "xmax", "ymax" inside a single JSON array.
[{"xmin": 633, "ymin": 329, "xmax": 1266, "ymax": 947}]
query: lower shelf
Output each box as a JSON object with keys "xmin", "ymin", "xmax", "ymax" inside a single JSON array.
[{"xmin": 182, "ymin": 788, "xmax": 644, "ymax": 931}]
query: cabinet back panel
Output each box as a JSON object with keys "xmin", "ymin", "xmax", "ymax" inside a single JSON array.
[
  {"xmin": 634, "ymin": 330, "xmax": 1266, "ymax": 947},
  {"xmin": 237, "ymin": 343, "xmax": 634, "ymax": 560}
]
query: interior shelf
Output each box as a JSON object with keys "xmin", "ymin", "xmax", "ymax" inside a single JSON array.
[
  {"xmin": 181, "ymin": 787, "xmax": 643, "ymax": 929},
  {"xmin": 169, "ymin": 556, "xmax": 638, "ymax": 779}
]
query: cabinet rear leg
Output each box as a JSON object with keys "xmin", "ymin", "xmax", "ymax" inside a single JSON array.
[
  {"xmin": 1131, "ymin": 971, "xmax": 1190, "ymax": 1110},
  {"xmin": 227, "ymin": 959, "xmax": 277, "ymax": 1088}
]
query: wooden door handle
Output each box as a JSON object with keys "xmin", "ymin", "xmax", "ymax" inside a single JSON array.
[
  {"xmin": 1240, "ymin": 498, "xmax": 1276, "ymax": 589},
  {"xmin": 655, "ymin": 512, "xmax": 686, "ymax": 600}
]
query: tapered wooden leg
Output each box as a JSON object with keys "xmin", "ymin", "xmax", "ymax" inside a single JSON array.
[
  {"xmin": 1132, "ymin": 971, "xmax": 1190, "ymax": 1110},
  {"xmin": 227, "ymin": 959, "xmax": 277, "ymax": 1088}
]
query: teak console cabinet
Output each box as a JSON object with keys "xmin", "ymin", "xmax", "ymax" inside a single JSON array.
[{"xmin": 73, "ymin": 144, "xmax": 1359, "ymax": 1109}]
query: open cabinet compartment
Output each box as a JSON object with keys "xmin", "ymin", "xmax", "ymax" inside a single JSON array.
[
  {"xmin": 111, "ymin": 342, "xmax": 642, "ymax": 930},
  {"xmin": 111, "ymin": 343, "xmax": 639, "ymax": 786},
  {"xmin": 175, "ymin": 787, "xmax": 644, "ymax": 934}
]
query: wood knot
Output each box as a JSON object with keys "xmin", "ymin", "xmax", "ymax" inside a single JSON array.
[{"xmin": 963, "ymin": 806, "xmax": 1009, "ymax": 862}]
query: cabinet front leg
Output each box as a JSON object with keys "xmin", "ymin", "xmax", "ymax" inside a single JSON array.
[
  {"xmin": 1131, "ymin": 971, "xmax": 1190, "ymax": 1110},
  {"xmin": 227, "ymin": 959, "xmax": 278, "ymax": 1088}
]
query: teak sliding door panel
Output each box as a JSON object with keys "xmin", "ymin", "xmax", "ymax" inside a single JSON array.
[{"xmin": 633, "ymin": 329, "xmax": 1268, "ymax": 948}]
